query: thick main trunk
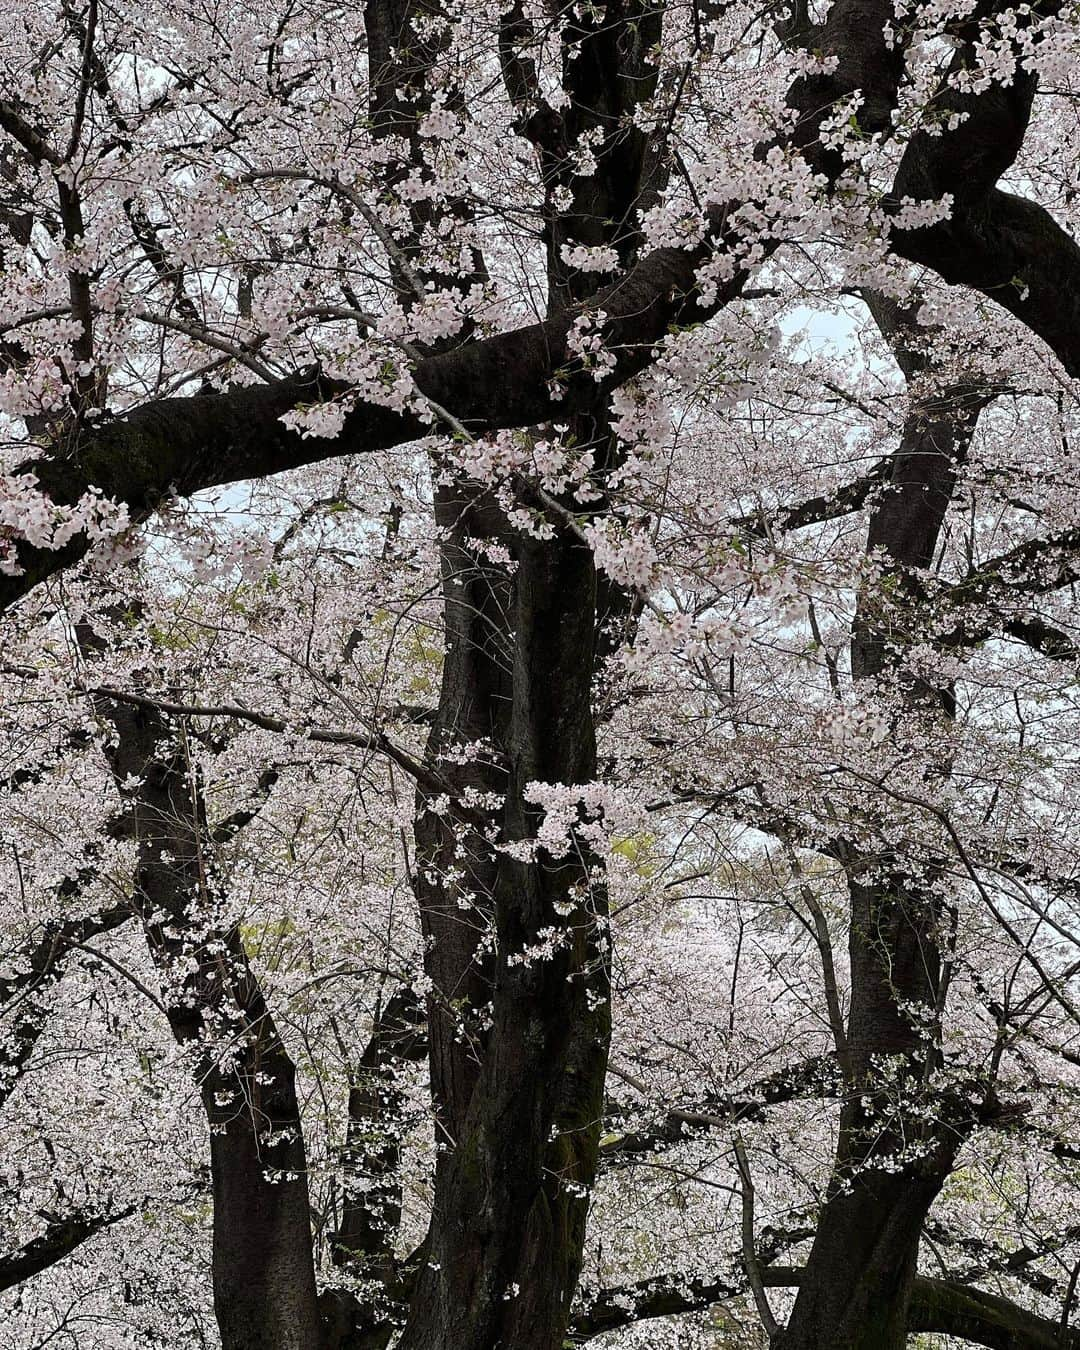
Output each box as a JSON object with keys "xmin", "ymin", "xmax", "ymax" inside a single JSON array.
[
  {"xmin": 768, "ymin": 1181, "xmax": 940, "ymax": 1350},
  {"xmin": 401, "ymin": 909, "xmax": 609, "ymax": 1350},
  {"xmin": 401, "ymin": 526, "xmax": 609, "ymax": 1350}
]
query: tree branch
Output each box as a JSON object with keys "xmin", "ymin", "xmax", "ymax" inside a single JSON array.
[
  {"xmin": 0, "ymin": 1205, "xmax": 136, "ymax": 1294},
  {"xmin": 570, "ymin": 1265, "xmax": 1080, "ymax": 1349},
  {"xmin": 87, "ymin": 684, "xmax": 450, "ymax": 797}
]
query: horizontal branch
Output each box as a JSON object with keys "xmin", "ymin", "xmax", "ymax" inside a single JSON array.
[
  {"xmin": 570, "ymin": 1265, "xmax": 1080, "ymax": 1349},
  {"xmin": 600, "ymin": 1054, "xmax": 840, "ymax": 1163},
  {"xmin": 0, "ymin": 215, "xmax": 749, "ymax": 613},
  {"xmin": 1002, "ymin": 616, "xmax": 1079, "ymax": 662},
  {"xmin": 910, "ymin": 1275, "xmax": 1080, "ymax": 1350},
  {"xmin": 89, "ymin": 685, "xmax": 452, "ymax": 800},
  {"xmin": 0, "ymin": 0, "xmax": 917, "ymax": 615},
  {"xmin": 925, "ymin": 527, "xmax": 1080, "ymax": 653},
  {"xmin": 2, "ymin": 0, "xmax": 1073, "ymax": 649},
  {"xmin": 925, "ymin": 1217, "xmax": 1080, "ymax": 1303},
  {"xmin": 731, "ymin": 463, "xmax": 887, "ymax": 539}
]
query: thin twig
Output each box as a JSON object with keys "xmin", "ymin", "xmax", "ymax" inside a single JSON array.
[{"xmin": 733, "ymin": 1133, "xmax": 779, "ymax": 1337}]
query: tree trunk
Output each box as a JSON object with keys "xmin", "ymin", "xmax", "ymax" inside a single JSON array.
[
  {"xmin": 95, "ymin": 691, "xmax": 323, "ymax": 1350},
  {"xmin": 401, "ymin": 525, "xmax": 609, "ymax": 1350},
  {"xmin": 412, "ymin": 482, "xmax": 513, "ymax": 1157},
  {"xmin": 773, "ymin": 313, "xmax": 990, "ymax": 1349},
  {"xmin": 773, "ymin": 874, "xmax": 951, "ymax": 1350},
  {"xmin": 202, "ymin": 1023, "xmax": 322, "ymax": 1350}
]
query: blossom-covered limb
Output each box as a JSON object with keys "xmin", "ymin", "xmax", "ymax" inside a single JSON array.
[{"xmin": 0, "ymin": 1205, "xmax": 137, "ymax": 1295}]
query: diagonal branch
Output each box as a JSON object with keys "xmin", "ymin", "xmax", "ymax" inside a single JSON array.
[
  {"xmin": 0, "ymin": 0, "xmax": 918, "ymax": 614},
  {"xmin": 0, "ymin": 1204, "xmax": 136, "ymax": 1294}
]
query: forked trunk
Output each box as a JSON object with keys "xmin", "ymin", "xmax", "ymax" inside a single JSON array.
[{"xmin": 401, "ymin": 525, "xmax": 608, "ymax": 1350}]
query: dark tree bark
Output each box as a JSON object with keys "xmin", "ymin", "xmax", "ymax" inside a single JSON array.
[
  {"xmin": 92, "ymin": 690, "xmax": 323, "ymax": 1350},
  {"xmin": 773, "ymin": 309, "xmax": 992, "ymax": 1348},
  {"xmin": 0, "ymin": 1205, "xmax": 136, "ymax": 1295},
  {"xmin": 394, "ymin": 9, "xmax": 673, "ymax": 1345},
  {"xmin": 0, "ymin": 896, "xmax": 130, "ymax": 1110},
  {"xmin": 572, "ymin": 1265, "xmax": 1080, "ymax": 1350},
  {"xmin": 772, "ymin": 35, "xmax": 1080, "ymax": 1338},
  {"xmin": 332, "ymin": 984, "xmax": 426, "ymax": 1278},
  {"xmin": 400, "ymin": 518, "xmax": 608, "ymax": 1350}
]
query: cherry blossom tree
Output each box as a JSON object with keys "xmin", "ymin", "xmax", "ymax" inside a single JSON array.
[{"xmin": 2, "ymin": 2, "xmax": 1080, "ymax": 1350}]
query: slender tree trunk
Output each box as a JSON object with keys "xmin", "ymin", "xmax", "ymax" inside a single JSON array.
[
  {"xmin": 774, "ymin": 313, "xmax": 990, "ymax": 1350},
  {"xmin": 333, "ymin": 984, "xmax": 426, "ymax": 1277},
  {"xmin": 774, "ymin": 874, "xmax": 951, "ymax": 1350},
  {"xmin": 94, "ymin": 691, "xmax": 323, "ymax": 1350}
]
